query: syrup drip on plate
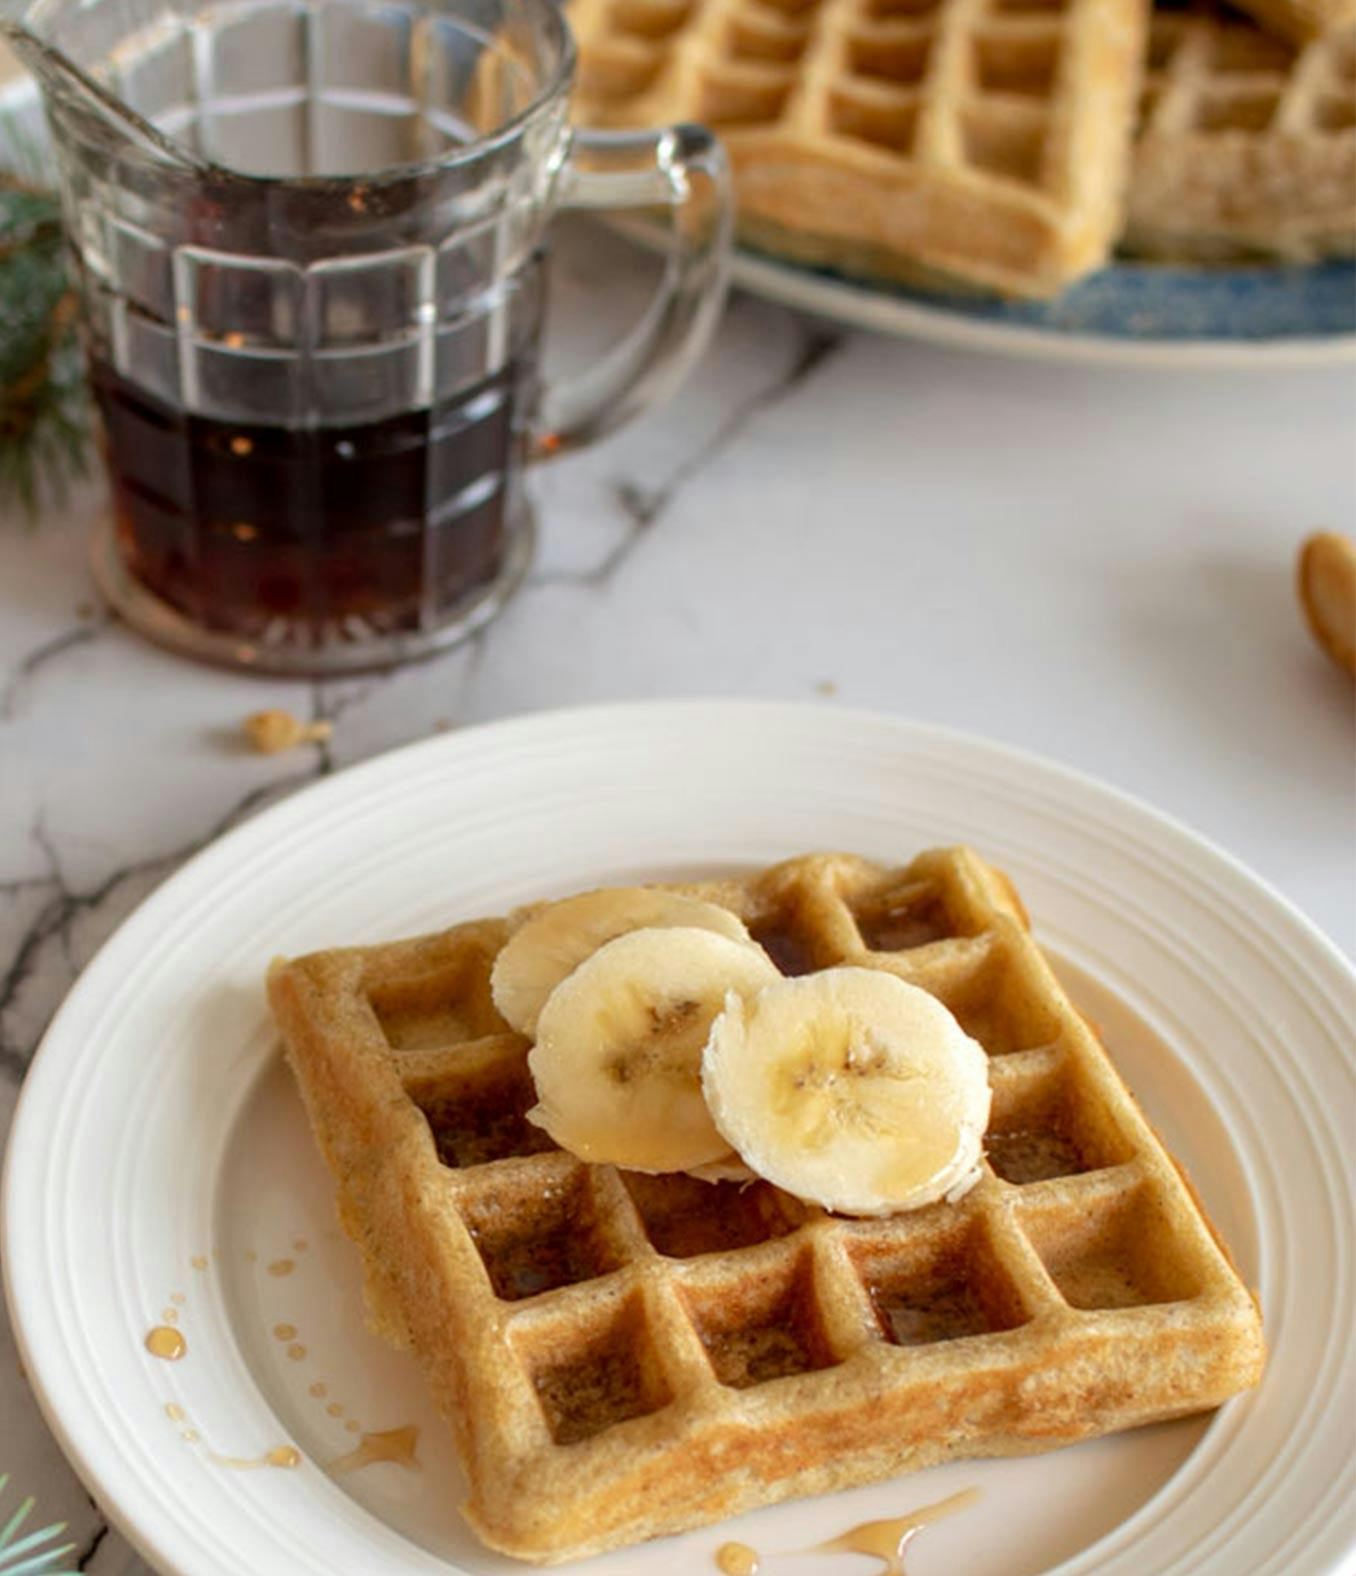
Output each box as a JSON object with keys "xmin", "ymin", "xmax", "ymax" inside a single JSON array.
[
  {"xmin": 267, "ymin": 1258, "xmax": 296, "ymax": 1277},
  {"xmin": 715, "ymin": 1541, "xmax": 759, "ymax": 1575},
  {"xmin": 210, "ymin": 1445, "xmax": 302, "ymax": 1471},
  {"xmin": 808, "ymin": 1489, "xmax": 980, "ymax": 1575},
  {"xmin": 329, "ymin": 1425, "xmax": 421, "ymax": 1475},
  {"xmin": 145, "ymin": 1325, "xmax": 186, "ymax": 1361}
]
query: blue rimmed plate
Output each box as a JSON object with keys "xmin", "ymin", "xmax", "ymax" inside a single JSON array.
[
  {"xmin": 727, "ymin": 244, "xmax": 1356, "ymax": 368},
  {"xmin": 3, "ymin": 60, "xmax": 1353, "ymax": 368}
]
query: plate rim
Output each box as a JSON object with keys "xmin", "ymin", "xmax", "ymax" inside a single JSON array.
[
  {"xmin": 4, "ymin": 699, "xmax": 1353, "ymax": 1576},
  {"xmin": 726, "ymin": 246, "xmax": 1356, "ymax": 370},
  {"xmin": 2, "ymin": 71, "xmax": 1353, "ymax": 372}
]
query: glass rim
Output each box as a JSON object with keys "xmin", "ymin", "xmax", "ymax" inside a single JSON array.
[{"xmin": 12, "ymin": 0, "xmax": 579, "ymax": 190}]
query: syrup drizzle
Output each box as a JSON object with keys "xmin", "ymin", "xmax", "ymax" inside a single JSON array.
[
  {"xmin": 329, "ymin": 1425, "xmax": 421, "ymax": 1475},
  {"xmin": 808, "ymin": 1489, "xmax": 981, "ymax": 1575},
  {"xmin": 210, "ymin": 1445, "xmax": 302, "ymax": 1471},
  {"xmin": 145, "ymin": 1325, "xmax": 186, "ymax": 1361}
]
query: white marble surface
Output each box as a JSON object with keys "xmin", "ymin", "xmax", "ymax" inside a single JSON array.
[{"xmin": 2, "ymin": 219, "xmax": 1354, "ymax": 1574}]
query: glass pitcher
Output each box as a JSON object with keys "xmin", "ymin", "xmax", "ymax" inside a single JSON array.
[{"xmin": 3, "ymin": 0, "xmax": 730, "ymax": 673}]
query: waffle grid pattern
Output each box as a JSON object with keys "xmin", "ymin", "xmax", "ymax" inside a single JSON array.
[
  {"xmin": 269, "ymin": 848, "xmax": 1264, "ymax": 1564},
  {"xmin": 1128, "ymin": 7, "xmax": 1356, "ymax": 257},
  {"xmin": 568, "ymin": 0, "xmax": 1147, "ymax": 293},
  {"xmin": 1141, "ymin": 8, "xmax": 1354, "ymax": 138}
]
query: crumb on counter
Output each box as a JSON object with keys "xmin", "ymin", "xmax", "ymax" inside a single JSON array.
[{"xmin": 243, "ymin": 709, "xmax": 333, "ymax": 754}]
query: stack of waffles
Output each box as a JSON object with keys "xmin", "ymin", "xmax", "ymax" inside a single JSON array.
[
  {"xmin": 269, "ymin": 847, "xmax": 1264, "ymax": 1564},
  {"xmin": 567, "ymin": 0, "xmax": 1356, "ymax": 294}
]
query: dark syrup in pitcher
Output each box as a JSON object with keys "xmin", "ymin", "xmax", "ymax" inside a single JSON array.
[{"xmin": 91, "ymin": 355, "xmax": 532, "ymax": 647}]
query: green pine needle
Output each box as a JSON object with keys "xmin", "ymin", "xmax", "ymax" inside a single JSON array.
[
  {"xmin": 0, "ymin": 163, "xmax": 94, "ymax": 525},
  {"xmin": 0, "ymin": 1476, "xmax": 78, "ymax": 1576}
]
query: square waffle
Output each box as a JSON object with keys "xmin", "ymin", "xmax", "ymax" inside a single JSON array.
[
  {"xmin": 268, "ymin": 848, "xmax": 1265, "ymax": 1564},
  {"xmin": 1229, "ymin": 0, "xmax": 1356, "ymax": 45},
  {"xmin": 1127, "ymin": 5, "xmax": 1356, "ymax": 259},
  {"xmin": 566, "ymin": 0, "xmax": 1148, "ymax": 296}
]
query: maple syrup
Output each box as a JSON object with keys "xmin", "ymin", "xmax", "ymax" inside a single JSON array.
[
  {"xmin": 330, "ymin": 1424, "xmax": 421, "ymax": 1474},
  {"xmin": 809, "ymin": 1488, "xmax": 980, "ymax": 1575},
  {"xmin": 145, "ymin": 1325, "xmax": 187, "ymax": 1361},
  {"xmin": 91, "ymin": 355, "xmax": 530, "ymax": 646},
  {"xmin": 210, "ymin": 1445, "xmax": 302, "ymax": 1470},
  {"xmin": 715, "ymin": 1541, "xmax": 759, "ymax": 1574}
]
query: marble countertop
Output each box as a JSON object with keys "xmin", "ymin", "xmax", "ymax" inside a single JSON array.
[{"xmin": 2, "ymin": 218, "xmax": 1354, "ymax": 1574}]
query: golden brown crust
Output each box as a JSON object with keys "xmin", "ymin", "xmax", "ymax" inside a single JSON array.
[
  {"xmin": 568, "ymin": 0, "xmax": 1147, "ymax": 297},
  {"xmin": 1127, "ymin": 11, "xmax": 1356, "ymax": 263},
  {"xmin": 269, "ymin": 847, "xmax": 1265, "ymax": 1564},
  {"xmin": 1231, "ymin": 0, "xmax": 1356, "ymax": 43}
]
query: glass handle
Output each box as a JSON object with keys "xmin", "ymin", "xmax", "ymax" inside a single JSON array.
[{"xmin": 532, "ymin": 124, "xmax": 732, "ymax": 460}]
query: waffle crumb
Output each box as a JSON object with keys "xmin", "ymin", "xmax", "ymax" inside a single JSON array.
[{"xmin": 243, "ymin": 709, "xmax": 332, "ymax": 753}]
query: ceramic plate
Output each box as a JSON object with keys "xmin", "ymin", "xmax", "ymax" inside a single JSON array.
[
  {"xmin": 4, "ymin": 703, "xmax": 1353, "ymax": 1576},
  {"xmin": 2, "ymin": 71, "xmax": 1354, "ymax": 371},
  {"xmin": 723, "ymin": 247, "xmax": 1356, "ymax": 370}
]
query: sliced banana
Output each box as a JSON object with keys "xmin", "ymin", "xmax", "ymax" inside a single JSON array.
[
  {"xmin": 702, "ymin": 969, "xmax": 991, "ymax": 1217},
  {"xmin": 527, "ymin": 927, "xmax": 780, "ymax": 1172},
  {"xmin": 492, "ymin": 886, "xmax": 755, "ymax": 1036}
]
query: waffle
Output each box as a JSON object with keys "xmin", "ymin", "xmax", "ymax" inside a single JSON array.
[
  {"xmin": 567, "ymin": 0, "xmax": 1148, "ymax": 296},
  {"xmin": 268, "ymin": 847, "xmax": 1265, "ymax": 1565},
  {"xmin": 1231, "ymin": 0, "xmax": 1356, "ymax": 45},
  {"xmin": 1127, "ymin": 6, "xmax": 1356, "ymax": 260}
]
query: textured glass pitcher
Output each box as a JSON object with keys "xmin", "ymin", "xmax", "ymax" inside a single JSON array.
[{"xmin": 3, "ymin": 0, "xmax": 730, "ymax": 673}]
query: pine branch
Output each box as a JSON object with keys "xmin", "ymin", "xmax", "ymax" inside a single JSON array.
[{"xmin": 0, "ymin": 167, "xmax": 93, "ymax": 524}]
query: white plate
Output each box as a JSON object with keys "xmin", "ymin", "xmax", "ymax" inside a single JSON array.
[
  {"xmin": 610, "ymin": 217, "xmax": 1356, "ymax": 370},
  {"xmin": 722, "ymin": 248, "xmax": 1356, "ymax": 371},
  {"xmin": 4, "ymin": 702, "xmax": 1353, "ymax": 1576}
]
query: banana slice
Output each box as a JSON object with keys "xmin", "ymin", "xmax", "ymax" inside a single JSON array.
[
  {"xmin": 685, "ymin": 1154, "xmax": 758, "ymax": 1184},
  {"xmin": 702, "ymin": 969, "xmax": 991, "ymax": 1217},
  {"xmin": 528, "ymin": 927, "xmax": 780, "ymax": 1172},
  {"xmin": 492, "ymin": 887, "xmax": 755, "ymax": 1036}
]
